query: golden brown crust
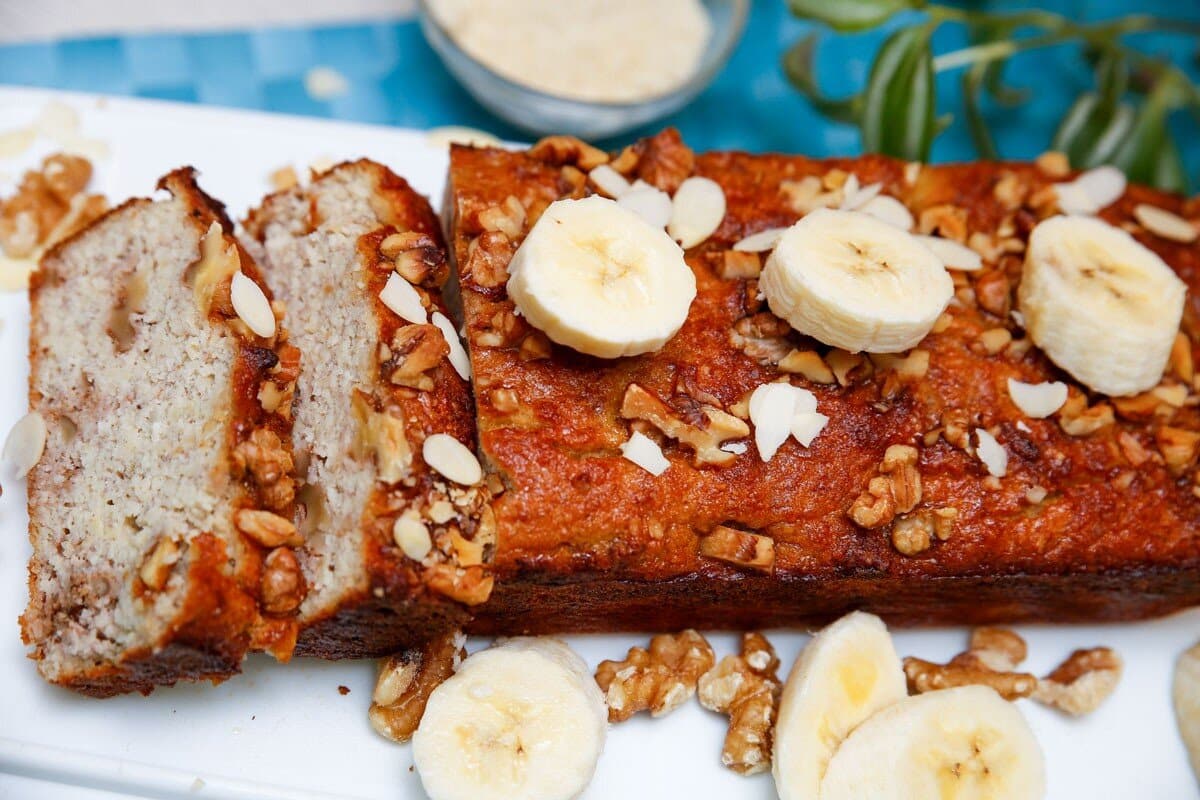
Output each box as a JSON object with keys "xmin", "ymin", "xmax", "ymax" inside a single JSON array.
[
  {"xmin": 447, "ymin": 131, "xmax": 1200, "ymax": 631},
  {"xmin": 23, "ymin": 168, "xmax": 301, "ymax": 694}
]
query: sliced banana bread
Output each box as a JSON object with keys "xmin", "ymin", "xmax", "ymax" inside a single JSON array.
[
  {"xmin": 244, "ymin": 160, "xmax": 490, "ymax": 658},
  {"xmin": 21, "ymin": 169, "xmax": 301, "ymax": 696}
]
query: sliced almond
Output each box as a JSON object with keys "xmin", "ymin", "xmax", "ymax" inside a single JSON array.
[
  {"xmin": 230, "ymin": 272, "xmax": 276, "ymax": 338},
  {"xmin": 858, "ymin": 195, "xmax": 914, "ymax": 231},
  {"xmin": 2, "ymin": 411, "xmax": 47, "ymax": 478},
  {"xmin": 393, "ymin": 511, "xmax": 432, "ymax": 561},
  {"xmin": 1007, "ymin": 378, "xmax": 1068, "ymax": 419},
  {"xmin": 620, "ymin": 431, "xmax": 669, "ymax": 476},
  {"xmin": 423, "ymin": 433, "xmax": 482, "ymax": 485},
  {"xmin": 431, "ymin": 311, "xmax": 471, "ymax": 380},
  {"xmin": 380, "ymin": 272, "xmax": 427, "ymax": 325},
  {"xmin": 1134, "ymin": 203, "xmax": 1197, "ymax": 244},
  {"xmin": 668, "ymin": 176, "xmax": 726, "ymax": 249},
  {"xmin": 588, "ymin": 164, "xmax": 632, "ymax": 199},
  {"xmin": 974, "ymin": 428, "xmax": 1008, "ymax": 477},
  {"xmin": 617, "ymin": 182, "xmax": 672, "ymax": 229},
  {"xmin": 916, "ymin": 235, "xmax": 983, "ymax": 272},
  {"xmin": 733, "ymin": 227, "xmax": 790, "ymax": 253},
  {"xmin": 778, "ymin": 349, "xmax": 835, "ymax": 384},
  {"xmin": 1055, "ymin": 166, "xmax": 1126, "ymax": 215}
]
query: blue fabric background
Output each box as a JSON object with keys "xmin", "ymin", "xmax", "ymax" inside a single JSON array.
[{"xmin": 1, "ymin": 1, "xmax": 1198, "ymax": 180}]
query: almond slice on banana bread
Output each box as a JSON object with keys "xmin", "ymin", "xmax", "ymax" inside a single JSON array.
[
  {"xmin": 244, "ymin": 160, "xmax": 490, "ymax": 658},
  {"xmin": 21, "ymin": 169, "xmax": 301, "ymax": 696}
]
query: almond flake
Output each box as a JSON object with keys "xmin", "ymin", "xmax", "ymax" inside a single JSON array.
[
  {"xmin": 974, "ymin": 428, "xmax": 1008, "ymax": 477},
  {"xmin": 423, "ymin": 433, "xmax": 482, "ymax": 485},
  {"xmin": 1134, "ymin": 204, "xmax": 1197, "ymax": 244},
  {"xmin": 732, "ymin": 227, "xmax": 790, "ymax": 253},
  {"xmin": 1007, "ymin": 378, "xmax": 1068, "ymax": 419},
  {"xmin": 748, "ymin": 383, "xmax": 822, "ymax": 461},
  {"xmin": 617, "ymin": 182, "xmax": 672, "ymax": 228},
  {"xmin": 858, "ymin": 195, "xmax": 914, "ymax": 230},
  {"xmin": 668, "ymin": 176, "xmax": 726, "ymax": 249},
  {"xmin": 720, "ymin": 441, "xmax": 748, "ymax": 455},
  {"xmin": 393, "ymin": 511, "xmax": 432, "ymax": 560},
  {"xmin": 916, "ymin": 235, "xmax": 983, "ymax": 272},
  {"xmin": 431, "ymin": 311, "xmax": 471, "ymax": 380},
  {"xmin": 1055, "ymin": 166, "xmax": 1126, "ymax": 215},
  {"xmin": 230, "ymin": 272, "xmax": 276, "ymax": 338},
  {"xmin": 620, "ymin": 431, "xmax": 670, "ymax": 476},
  {"xmin": 588, "ymin": 164, "xmax": 632, "ymax": 199},
  {"xmin": 841, "ymin": 179, "xmax": 883, "ymax": 211},
  {"xmin": 2, "ymin": 411, "xmax": 47, "ymax": 478},
  {"xmin": 380, "ymin": 272, "xmax": 427, "ymax": 324}
]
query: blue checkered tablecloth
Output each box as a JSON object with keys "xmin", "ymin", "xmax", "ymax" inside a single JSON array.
[{"xmin": 1, "ymin": 1, "xmax": 1199, "ymax": 176}]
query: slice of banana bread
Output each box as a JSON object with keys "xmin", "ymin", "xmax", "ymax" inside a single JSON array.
[
  {"xmin": 21, "ymin": 169, "xmax": 301, "ymax": 696},
  {"xmin": 244, "ymin": 160, "xmax": 490, "ymax": 658}
]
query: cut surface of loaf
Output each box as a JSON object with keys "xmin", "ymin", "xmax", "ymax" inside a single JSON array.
[
  {"xmin": 445, "ymin": 131, "xmax": 1200, "ymax": 634},
  {"xmin": 244, "ymin": 160, "xmax": 489, "ymax": 658},
  {"xmin": 22, "ymin": 170, "xmax": 300, "ymax": 696}
]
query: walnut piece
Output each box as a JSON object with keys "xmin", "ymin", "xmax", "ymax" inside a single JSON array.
[
  {"xmin": 730, "ymin": 313, "xmax": 792, "ymax": 365},
  {"xmin": 1057, "ymin": 390, "xmax": 1114, "ymax": 437},
  {"xmin": 1, "ymin": 153, "xmax": 106, "ymax": 260},
  {"xmin": 1157, "ymin": 426, "xmax": 1200, "ymax": 474},
  {"xmin": 139, "ymin": 536, "xmax": 181, "ymax": 591},
  {"xmin": 698, "ymin": 632, "xmax": 781, "ymax": 776},
  {"xmin": 699, "ymin": 525, "xmax": 775, "ymax": 572},
  {"xmin": 234, "ymin": 508, "xmax": 302, "ymax": 548},
  {"xmin": 620, "ymin": 383, "xmax": 748, "ymax": 467},
  {"xmin": 595, "ymin": 630, "xmax": 715, "ymax": 722},
  {"xmin": 849, "ymin": 444, "xmax": 923, "ymax": 531},
  {"xmin": 232, "ymin": 427, "xmax": 295, "ymax": 512},
  {"xmin": 351, "ymin": 390, "xmax": 412, "ymax": 484},
  {"xmin": 778, "ymin": 349, "xmax": 835, "ymax": 383},
  {"xmin": 529, "ymin": 135, "xmax": 609, "ymax": 170},
  {"xmin": 425, "ymin": 563, "xmax": 494, "ymax": 606},
  {"xmin": 478, "ymin": 195, "xmax": 526, "ymax": 239},
  {"xmin": 388, "ymin": 324, "xmax": 448, "ymax": 391},
  {"xmin": 904, "ymin": 627, "xmax": 1038, "ymax": 701},
  {"xmin": 260, "ymin": 546, "xmax": 305, "ymax": 614},
  {"xmin": 369, "ymin": 630, "xmax": 466, "ymax": 743},
  {"xmin": 1032, "ymin": 647, "xmax": 1122, "ymax": 715}
]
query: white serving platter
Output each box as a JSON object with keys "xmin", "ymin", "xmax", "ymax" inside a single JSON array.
[{"xmin": 0, "ymin": 86, "xmax": 1196, "ymax": 800}]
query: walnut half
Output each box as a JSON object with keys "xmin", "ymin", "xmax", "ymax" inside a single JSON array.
[
  {"xmin": 369, "ymin": 630, "xmax": 466, "ymax": 743},
  {"xmin": 595, "ymin": 630, "xmax": 715, "ymax": 722},
  {"xmin": 698, "ymin": 632, "xmax": 782, "ymax": 775}
]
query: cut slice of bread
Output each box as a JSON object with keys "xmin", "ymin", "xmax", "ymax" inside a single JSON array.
[
  {"xmin": 244, "ymin": 160, "xmax": 491, "ymax": 658},
  {"xmin": 21, "ymin": 169, "xmax": 301, "ymax": 696}
]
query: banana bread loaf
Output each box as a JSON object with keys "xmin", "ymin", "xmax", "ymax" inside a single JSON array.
[{"xmin": 21, "ymin": 169, "xmax": 301, "ymax": 696}]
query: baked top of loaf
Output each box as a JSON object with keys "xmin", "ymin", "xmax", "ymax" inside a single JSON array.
[
  {"xmin": 21, "ymin": 169, "xmax": 300, "ymax": 696},
  {"xmin": 244, "ymin": 160, "xmax": 491, "ymax": 653},
  {"xmin": 447, "ymin": 131, "xmax": 1200, "ymax": 594}
]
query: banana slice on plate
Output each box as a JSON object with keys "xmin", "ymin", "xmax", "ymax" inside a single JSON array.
[
  {"xmin": 507, "ymin": 195, "xmax": 696, "ymax": 358},
  {"xmin": 819, "ymin": 685, "xmax": 1046, "ymax": 800},
  {"xmin": 760, "ymin": 208, "xmax": 953, "ymax": 353},
  {"xmin": 1019, "ymin": 214, "xmax": 1186, "ymax": 396},
  {"xmin": 412, "ymin": 637, "xmax": 607, "ymax": 800},
  {"xmin": 773, "ymin": 611, "xmax": 907, "ymax": 800},
  {"xmin": 1174, "ymin": 642, "xmax": 1200, "ymax": 782}
]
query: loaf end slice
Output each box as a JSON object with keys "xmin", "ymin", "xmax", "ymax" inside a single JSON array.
[{"xmin": 21, "ymin": 169, "xmax": 301, "ymax": 696}]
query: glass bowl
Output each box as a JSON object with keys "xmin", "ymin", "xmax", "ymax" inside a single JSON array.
[{"xmin": 417, "ymin": 0, "xmax": 750, "ymax": 141}]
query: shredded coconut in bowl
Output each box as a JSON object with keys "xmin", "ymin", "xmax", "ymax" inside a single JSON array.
[{"xmin": 426, "ymin": 0, "xmax": 712, "ymax": 104}]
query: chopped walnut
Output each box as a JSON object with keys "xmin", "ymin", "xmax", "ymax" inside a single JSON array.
[
  {"xmin": 234, "ymin": 508, "xmax": 302, "ymax": 548},
  {"xmin": 849, "ymin": 476, "xmax": 896, "ymax": 529},
  {"xmin": 977, "ymin": 327, "xmax": 1012, "ymax": 355},
  {"xmin": 974, "ymin": 270, "xmax": 1011, "ymax": 317},
  {"xmin": 1057, "ymin": 390, "xmax": 1114, "ymax": 437},
  {"xmin": 369, "ymin": 630, "xmax": 466, "ymax": 743},
  {"xmin": 635, "ymin": 130, "xmax": 695, "ymax": 194},
  {"xmin": 610, "ymin": 145, "xmax": 639, "ymax": 174},
  {"xmin": 778, "ymin": 349, "xmax": 835, "ymax": 384},
  {"xmin": 464, "ymin": 230, "xmax": 516, "ymax": 288},
  {"xmin": 620, "ymin": 383, "xmax": 749, "ymax": 467},
  {"xmin": 519, "ymin": 330, "xmax": 553, "ymax": 360},
  {"xmin": 473, "ymin": 308, "xmax": 523, "ymax": 349},
  {"xmin": 993, "ymin": 172, "xmax": 1027, "ymax": 209},
  {"xmin": 826, "ymin": 349, "xmax": 873, "ymax": 386},
  {"xmin": 718, "ymin": 250, "xmax": 762, "ymax": 280},
  {"xmin": 388, "ymin": 324, "xmax": 448, "ymax": 391},
  {"xmin": 968, "ymin": 627, "xmax": 1028, "ymax": 672},
  {"xmin": 904, "ymin": 627, "xmax": 1038, "ymax": 701},
  {"xmin": 382, "ymin": 231, "xmax": 446, "ymax": 286},
  {"xmin": 478, "ymin": 195, "xmax": 526, "ymax": 239},
  {"xmin": 1157, "ymin": 426, "xmax": 1200, "ymax": 474},
  {"xmin": 1, "ymin": 153, "xmax": 106, "ymax": 260},
  {"xmin": 260, "ymin": 546, "xmax": 305, "ymax": 614},
  {"xmin": 780, "ymin": 176, "xmax": 839, "ymax": 214},
  {"xmin": 917, "ymin": 204, "xmax": 968, "ymax": 242},
  {"xmin": 730, "ymin": 312, "xmax": 792, "ymax": 365},
  {"xmin": 425, "ymin": 563, "xmax": 493, "ymax": 606},
  {"xmin": 351, "ymin": 390, "xmax": 412, "ymax": 484},
  {"xmin": 488, "ymin": 387, "xmax": 520, "ymax": 414},
  {"xmin": 698, "ymin": 632, "xmax": 782, "ymax": 776},
  {"xmin": 139, "ymin": 536, "xmax": 181, "ymax": 591},
  {"xmin": 890, "ymin": 507, "xmax": 956, "ymax": 555},
  {"xmin": 1171, "ymin": 332, "xmax": 1195, "ymax": 383},
  {"xmin": 595, "ymin": 630, "xmax": 715, "ymax": 722},
  {"xmin": 529, "ymin": 135, "xmax": 609, "ymax": 170},
  {"xmin": 1032, "ymin": 647, "xmax": 1122, "ymax": 715},
  {"xmin": 1035, "ymin": 151, "xmax": 1071, "ymax": 177},
  {"xmin": 232, "ymin": 428, "xmax": 295, "ymax": 512},
  {"xmin": 699, "ymin": 525, "xmax": 775, "ymax": 572}
]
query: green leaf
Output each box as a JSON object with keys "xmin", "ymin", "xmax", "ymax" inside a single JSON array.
[
  {"xmin": 1051, "ymin": 92, "xmax": 1134, "ymax": 168},
  {"xmin": 1111, "ymin": 90, "xmax": 1188, "ymax": 192},
  {"xmin": 786, "ymin": 0, "xmax": 918, "ymax": 32},
  {"xmin": 962, "ymin": 65, "xmax": 998, "ymax": 160},
  {"xmin": 861, "ymin": 25, "xmax": 937, "ymax": 161},
  {"xmin": 968, "ymin": 19, "xmax": 1028, "ymax": 106},
  {"xmin": 782, "ymin": 34, "xmax": 864, "ymax": 125}
]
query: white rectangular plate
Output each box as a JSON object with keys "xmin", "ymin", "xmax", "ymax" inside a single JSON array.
[{"xmin": 0, "ymin": 86, "xmax": 1196, "ymax": 800}]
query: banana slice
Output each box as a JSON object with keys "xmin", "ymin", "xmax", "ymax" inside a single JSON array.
[
  {"xmin": 820, "ymin": 685, "xmax": 1046, "ymax": 800},
  {"xmin": 1174, "ymin": 642, "xmax": 1200, "ymax": 782},
  {"xmin": 773, "ymin": 611, "xmax": 907, "ymax": 800},
  {"xmin": 507, "ymin": 195, "xmax": 696, "ymax": 358},
  {"xmin": 412, "ymin": 637, "xmax": 607, "ymax": 800},
  {"xmin": 1019, "ymin": 215, "xmax": 1186, "ymax": 396},
  {"xmin": 760, "ymin": 208, "xmax": 953, "ymax": 353}
]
